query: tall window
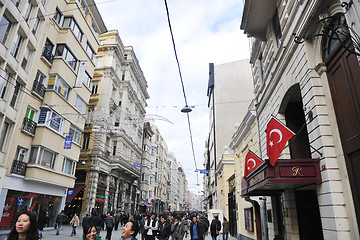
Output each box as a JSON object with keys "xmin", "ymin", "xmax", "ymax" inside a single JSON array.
[
  {"xmin": 11, "ymin": 0, "xmax": 20, "ymax": 7},
  {"xmin": 23, "ymin": 0, "xmax": 33, "ymax": 22},
  {"xmin": 75, "ymin": 95, "xmax": 86, "ymax": 114},
  {"xmin": 0, "ymin": 70, "xmax": 10, "ymax": 99},
  {"xmin": 10, "ymin": 81, "xmax": 21, "ymax": 108},
  {"xmin": 55, "ymin": 44, "xmax": 77, "ymax": 70},
  {"xmin": 0, "ymin": 121, "xmax": 10, "ymax": 151},
  {"xmin": 82, "ymin": 132, "xmax": 90, "ymax": 149},
  {"xmin": 29, "ymin": 146, "xmax": 57, "ymax": 169},
  {"xmin": 47, "ymin": 74, "xmax": 70, "ymax": 100},
  {"xmin": 42, "ymin": 38, "xmax": 54, "ymax": 63},
  {"xmin": 112, "ymin": 141, "xmax": 117, "ymax": 156},
  {"xmin": 21, "ymin": 46, "xmax": 32, "ymax": 70},
  {"xmin": 83, "ymin": 71, "xmax": 91, "ymax": 88},
  {"xmin": 53, "ymin": 8, "xmax": 62, "ymax": 25},
  {"xmin": 32, "ymin": 15, "xmax": 40, "ymax": 35},
  {"xmin": 86, "ymin": 42, "xmax": 95, "ymax": 61},
  {"xmin": 10, "ymin": 32, "xmax": 24, "ymax": 58},
  {"xmin": 62, "ymin": 17, "xmax": 83, "ymax": 42},
  {"xmin": 91, "ymin": 81, "xmax": 98, "ymax": 95},
  {"xmin": 244, "ymin": 208, "xmax": 254, "ymax": 232},
  {"xmin": 0, "ymin": 15, "xmax": 12, "ymax": 45},
  {"xmin": 69, "ymin": 124, "xmax": 81, "ymax": 145},
  {"xmin": 95, "ymin": 57, "xmax": 102, "ymax": 68},
  {"xmin": 62, "ymin": 157, "xmax": 75, "ymax": 175},
  {"xmin": 272, "ymin": 9, "xmax": 282, "ymax": 46}
]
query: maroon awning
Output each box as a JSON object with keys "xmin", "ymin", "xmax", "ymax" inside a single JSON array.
[
  {"xmin": 242, "ymin": 159, "xmax": 322, "ymax": 196},
  {"xmin": 66, "ymin": 185, "xmax": 84, "ymax": 203}
]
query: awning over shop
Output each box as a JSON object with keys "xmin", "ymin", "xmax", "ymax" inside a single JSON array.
[
  {"xmin": 242, "ymin": 159, "xmax": 322, "ymax": 196},
  {"xmin": 66, "ymin": 185, "xmax": 84, "ymax": 203}
]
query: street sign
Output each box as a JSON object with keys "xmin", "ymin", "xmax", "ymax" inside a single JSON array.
[
  {"xmin": 199, "ymin": 170, "xmax": 209, "ymax": 174},
  {"xmin": 133, "ymin": 163, "xmax": 142, "ymax": 168}
]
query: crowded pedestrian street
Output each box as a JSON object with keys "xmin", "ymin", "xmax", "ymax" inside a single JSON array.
[{"xmin": 0, "ymin": 224, "xmax": 237, "ymax": 240}]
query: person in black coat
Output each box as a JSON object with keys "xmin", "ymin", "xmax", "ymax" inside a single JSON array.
[
  {"xmin": 157, "ymin": 216, "xmax": 171, "ymax": 240},
  {"xmin": 38, "ymin": 210, "xmax": 47, "ymax": 239},
  {"xmin": 210, "ymin": 216, "xmax": 221, "ymax": 240},
  {"xmin": 190, "ymin": 215, "xmax": 204, "ymax": 240},
  {"xmin": 90, "ymin": 212, "xmax": 104, "ymax": 235}
]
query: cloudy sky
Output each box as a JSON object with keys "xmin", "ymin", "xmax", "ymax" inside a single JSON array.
[{"xmin": 96, "ymin": 0, "xmax": 250, "ymax": 193}]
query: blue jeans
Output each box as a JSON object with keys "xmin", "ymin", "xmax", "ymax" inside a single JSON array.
[
  {"xmin": 56, "ymin": 223, "xmax": 62, "ymax": 235},
  {"xmin": 38, "ymin": 230, "xmax": 43, "ymax": 238},
  {"xmin": 71, "ymin": 226, "xmax": 77, "ymax": 236},
  {"xmin": 222, "ymin": 233, "xmax": 228, "ymax": 240}
]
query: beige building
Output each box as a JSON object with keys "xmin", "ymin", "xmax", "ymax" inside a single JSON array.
[
  {"xmin": 0, "ymin": 0, "xmax": 106, "ymax": 228},
  {"xmin": 241, "ymin": 0, "xmax": 360, "ymax": 239},
  {"xmin": 204, "ymin": 60, "xmax": 253, "ymax": 211},
  {"xmin": 74, "ymin": 30, "xmax": 149, "ymax": 216},
  {"xmin": 229, "ymin": 100, "xmax": 260, "ymax": 240}
]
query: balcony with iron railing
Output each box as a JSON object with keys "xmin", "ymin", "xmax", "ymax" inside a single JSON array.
[
  {"xmin": 32, "ymin": 80, "xmax": 46, "ymax": 98},
  {"xmin": 22, "ymin": 118, "xmax": 37, "ymax": 135},
  {"xmin": 41, "ymin": 47, "xmax": 54, "ymax": 64},
  {"xmin": 11, "ymin": 160, "xmax": 27, "ymax": 176}
]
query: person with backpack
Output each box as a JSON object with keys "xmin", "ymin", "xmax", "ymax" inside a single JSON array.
[
  {"xmin": 210, "ymin": 216, "xmax": 221, "ymax": 240},
  {"xmin": 55, "ymin": 210, "xmax": 67, "ymax": 235},
  {"xmin": 144, "ymin": 213, "xmax": 158, "ymax": 240},
  {"xmin": 105, "ymin": 212, "xmax": 115, "ymax": 240}
]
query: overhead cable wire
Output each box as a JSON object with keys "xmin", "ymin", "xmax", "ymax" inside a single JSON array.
[{"xmin": 163, "ymin": 0, "xmax": 199, "ymax": 180}]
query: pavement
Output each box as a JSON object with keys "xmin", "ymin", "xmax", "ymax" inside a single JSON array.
[{"xmin": 0, "ymin": 224, "xmax": 238, "ymax": 240}]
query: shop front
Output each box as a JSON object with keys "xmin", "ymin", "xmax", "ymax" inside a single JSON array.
[
  {"xmin": 64, "ymin": 185, "xmax": 85, "ymax": 220},
  {"xmin": 0, "ymin": 190, "xmax": 62, "ymax": 230},
  {"xmin": 242, "ymin": 158, "xmax": 323, "ymax": 239}
]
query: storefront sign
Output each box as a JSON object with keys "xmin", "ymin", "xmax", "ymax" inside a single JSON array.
[
  {"xmin": 242, "ymin": 159, "xmax": 321, "ymax": 196},
  {"xmin": 64, "ymin": 135, "xmax": 73, "ymax": 149},
  {"xmin": 16, "ymin": 197, "xmax": 24, "ymax": 207},
  {"xmin": 0, "ymin": 198, "xmax": 16, "ymax": 227},
  {"xmin": 68, "ymin": 189, "xmax": 74, "ymax": 195}
]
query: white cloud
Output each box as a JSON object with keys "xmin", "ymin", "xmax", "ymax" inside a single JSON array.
[{"xmin": 96, "ymin": 0, "xmax": 249, "ymax": 192}]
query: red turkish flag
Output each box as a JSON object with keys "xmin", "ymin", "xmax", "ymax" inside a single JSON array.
[
  {"xmin": 244, "ymin": 150, "xmax": 263, "ymax": 179},
  {"xmin": 267, "ymin": 117, "xmax": 295, "ymax": 166}
]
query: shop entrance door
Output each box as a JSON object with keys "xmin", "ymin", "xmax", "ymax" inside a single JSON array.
[
  {"xmin": 227, "ymin": 191, "xmax": 237, "ymax": 236},
  {"xmin": 295, "ymin": 190, "xmax": 323, "ymax": 240}
]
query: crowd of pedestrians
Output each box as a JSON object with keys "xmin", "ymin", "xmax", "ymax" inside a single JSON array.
[{"xmin": 5, "ymin": 210, "xmax": 227, "ymax": 240}]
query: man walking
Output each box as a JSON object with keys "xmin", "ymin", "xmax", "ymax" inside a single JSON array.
[
  {"xmin": 144, "ymin": 213, "xmax": 158, "ymax": 240},
  {"xmin": 55, "ymin": 210, "xmax": 67, "ymax": 235},
  {"xmin": 105, "ymin": 212, "xmax": 115, "ymax": 240},
  {"xmin": 190, "ymin": 215, "xmax": 203, "ymax": 240}
]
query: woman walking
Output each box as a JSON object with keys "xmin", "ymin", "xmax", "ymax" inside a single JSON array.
[
  {"xmin": 222, "ymin": 218, "xmax": 229, "ymax": 240},
  {"xmin": 70, "ymin": 213, "xmax": 80, "ymax": 236}
]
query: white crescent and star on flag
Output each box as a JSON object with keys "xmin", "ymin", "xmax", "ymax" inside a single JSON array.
[
  {"xmin": 247, "ymin": 158, "xmax": 256, "ymax": 170},
  {"xmin": 269, "ymin": 128, "xmax": 283, "ymax": 147}
]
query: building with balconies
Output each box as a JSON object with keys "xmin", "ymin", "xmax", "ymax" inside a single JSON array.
[
  {"xmin": 75, "ymin": 30, "xmax": 149, "ymax": 216},
  {"xmin": 0, "ymin": 0, "xmax": 106, "ymax": 229}
]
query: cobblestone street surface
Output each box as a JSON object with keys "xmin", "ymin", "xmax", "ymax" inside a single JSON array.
[{"xmin": 0, "ymin": 224, "xmax": 238, "ymax": 240}]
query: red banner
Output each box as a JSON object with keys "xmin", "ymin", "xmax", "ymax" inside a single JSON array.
[{"xmin": 0, "ymin": 198, "xmax": 16, "ymax": 227}]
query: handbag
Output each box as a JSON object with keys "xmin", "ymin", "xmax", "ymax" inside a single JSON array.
[
  {"xmin": 54, "ymin": 223, "xmax": 58, "ymax": 229},
  {"xmin": 216, "ymin": 230, "xmax": 219, "ymax": 236}
]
